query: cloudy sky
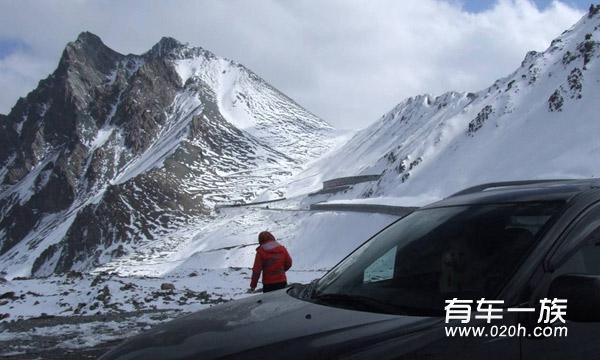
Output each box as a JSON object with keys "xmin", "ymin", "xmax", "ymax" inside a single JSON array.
[{"xmin": 0, "ymin": 0, "xmax": 586, "ymax": 129}]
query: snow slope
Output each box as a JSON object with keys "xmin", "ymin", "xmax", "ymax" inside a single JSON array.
[
  {"xmin": 90, "ymin": 205, "xmax": 396, "ymax": 277},
  {"xmin": 271, "ymin": 7, "xmax": 600, "ymax": 206}
]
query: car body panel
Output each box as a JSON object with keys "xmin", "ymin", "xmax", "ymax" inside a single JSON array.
[
  {"xmin": 100, "ymin": 289, "xmax": 439, "ymax": 359},
  {"xmin": 423, "ymin": 184, "xmax": 587, "ymax": 209}
]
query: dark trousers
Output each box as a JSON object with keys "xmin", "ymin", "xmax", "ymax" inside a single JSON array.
[{"xmin": 263, "ymin": 282, "xmax": 287, "ymax": 293}]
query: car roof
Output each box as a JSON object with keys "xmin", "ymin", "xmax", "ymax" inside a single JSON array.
[{"xmin": 422, "ymin": 178, "xmax": 600, "ymax": 209}]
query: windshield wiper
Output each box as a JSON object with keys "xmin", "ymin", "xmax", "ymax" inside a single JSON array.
[
  {"xmin": 305, "ymin": 279, "xmax": 319, "ymax": 298},
  {"xmin": 313, "ymin": 292, "xmax": 443, "ymax": 316},
  {"xmin": 313, "ymin": 293, "xmax": 402, "ymax": 314},
  {"xmin": 288, "ymin": 279, "xmax": 319, "ymax": 299}
]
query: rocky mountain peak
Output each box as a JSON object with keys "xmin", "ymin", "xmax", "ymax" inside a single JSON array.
[
  {"xmin": 58, "ymin": 31, "xmax": 122, "ymax": 74},
  {"xmin": 0, "ymin": 32, "xmax": 335, "ymax": 277},
  {"xmin": 145, "ymin": 36, "xmax": 188, "ymax": 58},
  {"xmin": 589, "ymin": 4, "xmax": 600, "ymax": 18},
  {"xmin": 74, "ymin": 31, "xmax": 105, "ymax": 47}
]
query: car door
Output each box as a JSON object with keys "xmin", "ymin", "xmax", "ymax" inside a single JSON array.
[
  {"xmin": 522, "ymin": 203, "xmax": 600, "ymax": 359},
  {"xmin": 361, "ymin": 245, "xmax": 520, "ymax": 360}
]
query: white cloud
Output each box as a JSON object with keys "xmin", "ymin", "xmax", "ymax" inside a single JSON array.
[{"xmin": 0, "ymin": 0, "xmax": 584, "ymax": 128}]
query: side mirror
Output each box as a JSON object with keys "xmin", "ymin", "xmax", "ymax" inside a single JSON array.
[{"xmin": 548, "ymin": 274, "xmax": 600, "ymax": 322}]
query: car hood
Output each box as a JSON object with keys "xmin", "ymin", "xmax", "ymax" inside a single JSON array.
[{"xmin": 101, "ymin": 288, "xmax": 439, "ymax": 359}]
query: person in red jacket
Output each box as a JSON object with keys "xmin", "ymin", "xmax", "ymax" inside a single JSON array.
[{"xmin": 250, "ymin": 231, "xmax": 292, "ymax": 292}]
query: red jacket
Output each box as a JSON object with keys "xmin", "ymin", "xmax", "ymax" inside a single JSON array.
[{"xmin": 250, "ymin": 240, "xmax": 292, "ymax": 288}]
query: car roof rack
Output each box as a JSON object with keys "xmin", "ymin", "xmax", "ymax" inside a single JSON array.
[{"xmin": 448, "ymin": 179, "xmax": 580, "ymax": 198}]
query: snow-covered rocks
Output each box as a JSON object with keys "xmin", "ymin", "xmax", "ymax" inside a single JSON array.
[{"xmin": 0, "ymin": 267, "xmax": 325, "ymax": 356}]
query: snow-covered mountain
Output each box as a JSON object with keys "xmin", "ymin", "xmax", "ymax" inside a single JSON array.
[
  {"xmin": 2, "ymin": 5, "xmax": 600, "ymax": 282},
  {"xmin": 5, "ymin": 9, "xmax": 600, "ymax": 353},
  {"xmin": 0, "ymin": 32, "xmax": 335, "ymax": 277},
  {"xmin": 280, "ymin": 5, "xmax": 600, "ymax": 206}
]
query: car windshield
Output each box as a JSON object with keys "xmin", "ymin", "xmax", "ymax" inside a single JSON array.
[{"xmin": 312, "ymin": 201, "xmax": 564, "ymax": 315}]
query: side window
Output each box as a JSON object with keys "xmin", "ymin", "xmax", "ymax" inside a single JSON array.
[
  {"xmin": 363, "ymin": 247, "xmax": 397, "ymax": 283},
  {"xmin": 556, "ymin": 241, "xmax": 600, "ymax": 276},
  {"xmin": 550, "ymin": 203, "xmax": 600, "ymax": 273},
  {"xmin": 534, "ymin": 206, "xmax": 600, "ymax": 299}
]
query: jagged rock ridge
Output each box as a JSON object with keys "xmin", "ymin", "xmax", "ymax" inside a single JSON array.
[{"xmin": 0, "ymin": 32, "xmax": 334, "ymax": 276}]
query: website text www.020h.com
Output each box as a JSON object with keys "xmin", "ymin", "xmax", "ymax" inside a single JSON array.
[
  {"xmin": 445, "ymin": 324, "xmax": 567, "ymax": 338},
  {"xmin": 444, "ymin": 298, "xmax": 568, "ymax": 338}
]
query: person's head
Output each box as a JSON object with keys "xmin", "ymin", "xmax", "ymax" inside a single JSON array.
[{"xmin": 258, "ymin": 231, "xmax": 275, "ymax": 245}]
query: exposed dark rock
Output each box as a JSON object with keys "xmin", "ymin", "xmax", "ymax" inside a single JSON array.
[
  {"xmin": 521, "ymin": 50, "xmax": 539, "ymax": 67},
  {"xmin": 528, "ymin": 65, "xmax": 540, "ymax": 85},
  {"xmin": 0, "ymin": 203, "xmax": 37, "ymax": 253},
  {"xmin": 395, "ymin": 158, "xmax": 407, "ymax": 174},
  {"xmin": 408, "ymin": 157, "xmax": 422, "ymax": 171},
  {"xmin": 74, "ymin": 302, "xmax": 87, "ymax": 314},
  {"xmin": 183, "ymin": 289, "xmax": 210, "ymax": 302},
  {"xmin": 577, "ymin": 37, "xmax": 597, "ymax": 68},
  {"xmin": 385, "ymin": 151, "xmax": 397, "ymax": 164},
  {"xmin": 567, "ymin": 68, "xmax": 583, "ymax": 99},
  {"xmin": 90, "ymin": 272, "xmax": 110, "ymax": 287},
  {"xmin": 562, "ymin": 51, "xmax": 577, "ymax": 65},
  {"xmin": 548, "ymin": 89, "xmax": 564, "ymax": 112},
  {"xmin": 589, "ymin": 4, "xmax": 600, "ymax": 18},
  {"xmin": 66, "ymin": 271, "xmax": 83, "ymax": 279},
  {"xmin": 113, "ymin": 59, "xmax": 180, "ymax": 153},
  {"xmin": 0, "ymin": 291, "xmax": 17, "ymax": 300},
  {"xmin": 119, "ymin": 282, "xmax": 137, "ymax": 291},
  {"xmin": 145, "ymin": 37, "xmax": 186, "ymax": 59},
  {"xmin": 31, "ymin": 243, "xmax": 60, "ymax": 275},
  {"xmin": 467, "ymin": 105, "xmax": 493, "ymax": 136},
  {"xmin": 506, "ymin": 80, "xmax": 516, "ymax": 91},
  {"xmin": 550, "ymin": 38, "xmax": 563, "ymax": 48},
  {"xmin": 96, "ymin": 285, "xmax": 111, "ymax": 305},
  {"xmin": 160, "ymin": 283, "xmax": 175, "ymax": 292}
]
